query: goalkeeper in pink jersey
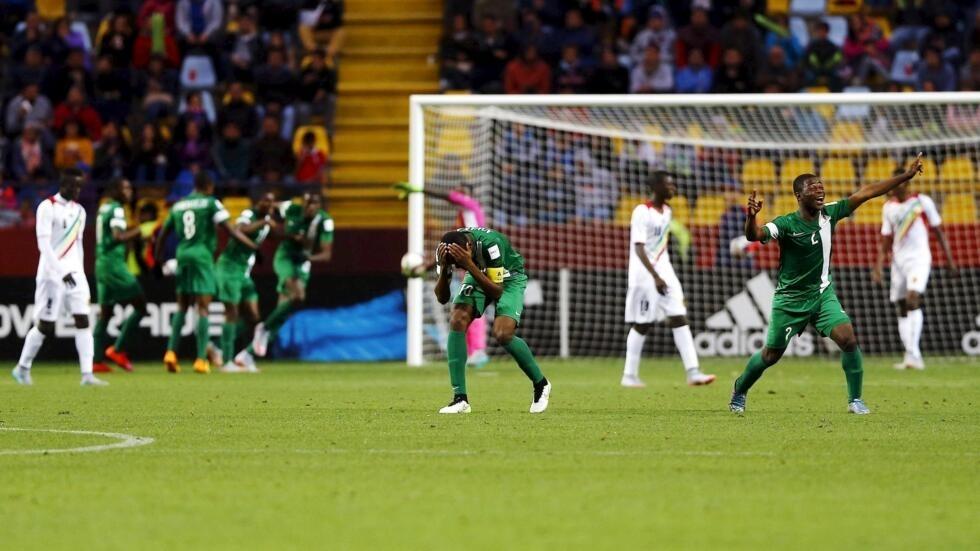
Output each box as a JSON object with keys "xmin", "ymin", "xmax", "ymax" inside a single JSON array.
[{"xmin": 396, "ymin": 182, "xmax": 489, "ymax": 368}]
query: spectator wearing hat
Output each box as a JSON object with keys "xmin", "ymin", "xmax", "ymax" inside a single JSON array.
[{"xmin": 630, "ymin": 6, "xmax": 676, "ymax": 68}]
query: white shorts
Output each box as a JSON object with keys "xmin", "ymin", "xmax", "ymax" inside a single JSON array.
[
  {"xmin": 34, "ymin": 276, "xmax": 91, "ymax": 322},
  {"xmin": 889, "ymin": 261, "xmax": 930, "ymax": 302},
  {"xmin": 625, "ymin": 267, "xmax": 686, "ymax": 324}
]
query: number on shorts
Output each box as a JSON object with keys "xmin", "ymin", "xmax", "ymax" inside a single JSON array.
[
  {"xmin": 182, "ymin": 211, "xmax": 196, "ymax": 239},
  {"xmin": 785, "ymin": 326, "xmax": 794, "ymax": 343}
]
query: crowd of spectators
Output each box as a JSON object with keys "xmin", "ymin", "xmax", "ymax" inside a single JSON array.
[
  {"xmin": 0, "ymin": 0, "xmax": 343, "ymax": 227},
  {"xmin": 440, "ymin": 0, "xmax": 980, "ymax": 96}
]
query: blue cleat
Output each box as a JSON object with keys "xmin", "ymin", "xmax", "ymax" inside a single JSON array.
[
  {"xmin": 12, "ymin": 365, "xmax": 33, "ymax": 386},
  {"xmin": 847, "ymin": 398, "xmax": 871, "ymax": 415},
  {"xmin": 729, "ymin": 389, "xmax": 746, "ymax": 414}
]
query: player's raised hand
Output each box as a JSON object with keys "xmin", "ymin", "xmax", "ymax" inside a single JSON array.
[
  {"xmin": 446, "ymin": 242, "xmax": 475, "ymax": 270},
  {"xmin": 747, "ymin": 190, "xmax": 763, "ymax": 217},
  {"xmin": 907, "ymin": 152, "xmax": 924, "ymax": 178}
]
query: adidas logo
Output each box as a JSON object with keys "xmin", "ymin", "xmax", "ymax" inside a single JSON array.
[{"xmin": 694, "ymin": 273, "xmax": 816, "ymax": 357}]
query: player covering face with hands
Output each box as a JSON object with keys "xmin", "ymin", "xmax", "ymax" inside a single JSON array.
[
  {"xmin": 434, "ymin": 228, "xmax": 551, "ymax": 414},
  {"xmin": 731, "ymin": 154, "xmax": 925, "ymax": 415}
]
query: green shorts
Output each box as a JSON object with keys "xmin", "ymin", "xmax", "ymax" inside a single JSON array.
[
  {"xmin": 95, "ymin": 263, "xmax": 142, "ymax": 305},
  {"xmin": 274, "ymin": 255, "xmax": 311, "ymax": 294},
  {"xmin": 216, "ymin": 265, "xmax": 258, "ymax": 304},
  {"xmin": 766, "ymin": 289, "xmax": 852, "ymax": 349},
  {"xmin": 175, "ymin": 256, "xmax": 217, "ymax": 296},
  {"xmin": 453, "ymin": 272, "xmax": 528, "ymax": 324}
]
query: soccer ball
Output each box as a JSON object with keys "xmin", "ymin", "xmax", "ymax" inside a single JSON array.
[{"xmin": 400, "ymin": 252, "xmax": 425, "ymax": 277}]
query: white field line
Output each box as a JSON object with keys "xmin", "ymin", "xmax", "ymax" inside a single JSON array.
[
  {"xmin": 131, "ymin": 448, "xmax": 980, "ymax": 458},
  {"xmin": 0, "ymin": 428, "xmax": 155, "ymax": 456}
]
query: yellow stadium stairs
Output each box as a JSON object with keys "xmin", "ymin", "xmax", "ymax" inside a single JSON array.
[{"xmin": 331, "ymin": 0, "xmax": 442, "ymax": 228}]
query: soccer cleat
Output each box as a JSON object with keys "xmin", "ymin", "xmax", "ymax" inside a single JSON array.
[
  {"xmin": 848, "ymin": 398, "xmax": 871, "ymax": 415},
  {"xmin": 686, "ymin": 370, "xmax": 717, "ymax": 386},
  {"xmin": 164, "ymin": 350, "xmax": 180, "ymax": 373},
  {"xmin": 251, "ymin": 323, "xmax": 270, "ymax": 357},
  {"xmin": 530, "ymin": 378, "xmax": 551, "ymax": 414},
  {"xmin": 906, "ymin": 355, "xmax": 925, "ymax": 371},
  {"xmin": 439, "ymin": 396, "xmax": 471, "ymax": 414},
  {"xmin": 80, "ymin": 374, "xmax": 109, "ymax": 386},
  {"xmin": 466, "ymin": 350, "xmax": 489, "ymax": 369},
  {"xmin": 620, "ymin": 375, "xmax": 646, "ymax": 388},
  {"xmin": 206, "ymin": 341, "xmax": 223, "ymax": 369},
  {"xmin": 729, "ymin": 388, "xmax": 747, "ymax": 414},
  {"xmin": 92, "ymin": 362, "xmax": 113, "ymax": 373},
  {"xmin": 234, "ymin": 349, "xmax": 260, "ymax": 373},
  {"xmin": 104, "ymin": 346, "xmax": 133, "ymax": 372},
  {"xmin": 193, "ymin": 359, "xmax": 211, "ymax": 375},
  {"xmin": 11, "ymin": 365, "xmax": 33, "ymax": 386},
  {"xmin": 220, "ymin": 362, "xmax": 244, "ymax": 373}
]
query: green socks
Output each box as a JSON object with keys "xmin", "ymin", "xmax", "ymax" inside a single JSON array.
[
  {"xmin": 734, "ymin": 351, "xmax": 770, "ymax": 395},
  {"xmin": 842, "ymin": 348, "xmax": 863, "ymax": 401},
  {"xmin": 195, "ymin": 315, "xmax": 209, "ymax": 360},
  {"xmin": 264, "ymin": 301, "xmax": 294, "ymax": 333},
  {"xmin": 167, "ymin": 310, "xmax": 186, "ymax": 352},
  {"xmin": 502, "ymin": 336, "xmax": 544, "ymax": 384},
  {"xmin": 93, "ymin": 318, "xmax": 109, "ymax": 362},
  {"xmin": 447, "ymin": 331, "xmax": 467, "ymax": 396},
  {"xmin": 114, "ymin": 309, "xmax": 141, "ymax": 352},
  {"xmin": 221, "ymin": 323, "xmax": 237, "ymax": 364}
]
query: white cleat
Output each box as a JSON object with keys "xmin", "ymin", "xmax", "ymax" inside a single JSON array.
[
  {"xmin": 234, "ymin": 349, "xmax": 260, "ymax": 373},
  {"xmin": 893, "ymin": 353, "xmax": 912, "ymax": 370},
  {"xmin": 206, "ymin": 341, "xmax": 223, "ymax": 369},
  {"xmin": 439, "ymin": 397, "xmax": 471, "ymax": 414},
  {"xmin": 620, "ymin": 375, "xmax": 646, "ymax": 388},
  {"xmin": 686, "ymin": 370, "xmax": 717, "ymax": 386},
  {"xmin": 251, "ymin": 323, "xmax": 269, "ymax": 357},
  {"xmin": 80, "ymin": 374, "xmax": 109, "ymax": 386},
  {"xmin": 847, "ymin": 398, "xmax": 871, "ymax": 415},
  {"xmin": 12, "ymin": 365, "xmax": 33, "ymax": 386},
  {"xmin": 530, "ymin": 379, "xmax": 551, "ymax": 414},
  {"xmin": 906, "ymin": 355, "xmax": 925, "ymax": 371},
  {"xmin": 220, "ymin": 362, "xmax": 245, "ymax": 373}
]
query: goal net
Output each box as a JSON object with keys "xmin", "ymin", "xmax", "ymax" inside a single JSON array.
[{"xmin": 406, "ymin": 93, "xmax": 980, "ymax": 366}]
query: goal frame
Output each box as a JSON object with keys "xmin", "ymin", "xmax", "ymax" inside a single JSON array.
[{"xmin": 406, "ymin": 92, "xmax": 980, "ymax": 366}]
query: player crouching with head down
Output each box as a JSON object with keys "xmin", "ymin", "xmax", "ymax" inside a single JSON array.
[
  {"xmin": 434, "ymin": 228, "xmax": 551, "ymax": 414},
  {"xmin": 731, "ymin": 154, "xmax": 925, "ymax": 415}
]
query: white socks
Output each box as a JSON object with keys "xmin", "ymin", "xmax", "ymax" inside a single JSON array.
[
  {"xmin": 17, "ymin": 326, "xmax": 46, "ymax": 369},
  {"xmin": 623, "ymin": 328, "xmax": 645, "ymax": 377},
  {"xmin": 75, "ymin": 328, "xmax": 94, "ymax": 375},
  {"xmin": 907, "ymin": 309, "xmax": 923, "ymax": 359},
  {"xmin": 897, "ymin": 316, "xmax": 911, "ymax": 353},
  {"xmin": 672, "ymin": 325, "xmax": 700, "ymax": 371}
]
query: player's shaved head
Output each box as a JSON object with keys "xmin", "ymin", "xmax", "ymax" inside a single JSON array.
[
  {"xmin": 440, "ymin": 230, "xmax": 470, "ymax": 247},
  {"xmin": 793, "ymin": 173, "xmax": 816, "ymax": 195}
]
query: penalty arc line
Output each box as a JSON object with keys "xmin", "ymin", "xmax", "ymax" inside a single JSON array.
[{"xmin": 0, "ymin": 428, "xmax": 155, "ymax": 456}]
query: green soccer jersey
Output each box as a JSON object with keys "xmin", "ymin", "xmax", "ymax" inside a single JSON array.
[
  {"xmin": 164, "ymin": 192, "xmax": 229, "ymax": 262},
  {"xmin": 761, "ymin": 199, "xmax": 852, "ymax": 307},
  {"xmin": 457, "ymin": 227, "xmax": 525, "ymax": 283},
  {"xmin": 218, "ymin": 208, "xmax": 271, "ymax": 273},
  {"xmin": 95, "ymin": 199, "xmax": 128, "ymax": 268},
  {"xmin": 275, "ymin": 202, "xmax": 334, "ymax": 263}
]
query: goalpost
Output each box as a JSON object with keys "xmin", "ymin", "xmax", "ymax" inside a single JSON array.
[{"xmin": 407, "ymin": 93, "xmax": 980, "ymax": 366}]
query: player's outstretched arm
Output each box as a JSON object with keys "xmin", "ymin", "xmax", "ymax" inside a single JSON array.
[
  {"xmin": 849, "ymin": 152, "xmax": 924, "ymax": 211},
  {"xmin": 872, "ymin": 234, "xmax": 892, "ymax": 284},
  {"xmin": 744, "ymin": 190, "xmax": 767, "ymax": 242},
  {"xmin": 433, "ymin": 243, "xmax": 452, "ymax": 304},
  {"xmin": 221, "ymin": 220, "xmax": 259, "ymax": 250},
  {"xmin": 447, "ymin": 243, "xmax": 502, "ymax": 300},
  {"xmin": 113, "ymin": 226, "xmax": 143, "ymax": 243}
]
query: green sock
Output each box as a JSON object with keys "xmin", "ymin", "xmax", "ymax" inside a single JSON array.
[
  {"xmin": 264, "ymin": 301, "xmax": 294, "ymax": 333},
  {"xmin": 447, "ymin": 331, "xmax": 467, "ymax": 396},
  {"xmin": 195, "ymin": 315, "xmax": 209, "ymax": 360},
  {"xmin": 221, "ymin": 323, "xmax": 237, "ymax": 364},
  {"xmin": 842, "ymin": 348, "xmax": 863, "ymax": 401},
  {"xmin": 734, "ymin": 351, "xmax": 771, "ymax": 394},
  {"xmin": 502, "ymin": 336, "xmax": 544, "ymax": 384},
  {"xmin": 167, "ymin": 311, "xmax": 186, "ymax": 352},
  {"xmin": 114, "ymin": 309, "xmax": 141, "ymax": 352},
  {"xmin": 93, "ymin": 317, "xmax": 109, "ymax": 362}
]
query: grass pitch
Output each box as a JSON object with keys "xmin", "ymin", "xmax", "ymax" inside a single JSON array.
[{"xmin": 0, "ymin": 357, "xmax": 977, "ymax": 549}]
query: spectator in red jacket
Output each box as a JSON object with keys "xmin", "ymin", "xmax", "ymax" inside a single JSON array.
[
  {"xmin": 294, "ymin": 130, "xmax": 328, "ymax": 184},
  {"xmin": 676, "ymin": 6, "xmax": 720, "ymax": 68},
  {"xmin": 138, "ymin": 0, "xmax": 177, "ymax": 33},
  {"xmin": 504, "ymin": 45, "xmax": 552, "ymax": 94},
  {"xmin": 842, "ymin": 13, "xmax": 890, "ymax": 86},
  {"xmin": 52, "ymin": 87, "xmax": 103, "ymax": 142}
]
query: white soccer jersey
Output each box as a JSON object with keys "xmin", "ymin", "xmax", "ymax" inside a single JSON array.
[
  {"xmin": 628, "ymin": 201, "xmax": 673, "ymax": 286},
  {"xmin": 35, "ymin": 193, "xmax": 86, "ymax": 281},
  {"xmin": 881, "ymin": 194, "xmax": 941, "ymax": 266}
]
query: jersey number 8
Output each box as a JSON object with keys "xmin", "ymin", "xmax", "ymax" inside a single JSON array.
[{"xmin": 182, "ymin": 210, "xmax": 196, "ymax": 239}]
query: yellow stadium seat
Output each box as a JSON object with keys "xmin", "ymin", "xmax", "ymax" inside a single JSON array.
[
  {"xmin": 941, "ymin": 194, "xmax": 978, "ymax": 223},
  {"xmin": 939, "ymin": 156, "xmax": 975, "ymax": 193},
  {"xmin": 821, "ymin": 158, "xmax": 857, "ymax": 196},
  {"xmin": 742, "ymin": 159, "xmax": 778, "ymax": 193},
  {"xmin": 780, "ymin": 157, "xmax": 815, "ymax": 188},
  {"xmin": 614, "ymin": 195, "xmax": 643, "ymax": 226},
  {"xmin": 692, "ymin": 195, "xmax": 726, "ymax": 225},
  {"xmin": 222, "ymin": 196, "xmax": 251, "ymax": 220},
  {"xmin": 830, "ymin": 122, "xmax": 864, "ymax": 146},
  {"xmin": 292, "ymin": 125, "xmax": 330, "ymax": 157},
  {"xmin": 671, "ymin": 195, "xmax": 690, "ymax": 225},
  {"xmin": 434, "ymin": 126, "xmax": 474, "ymax": 157},
  {"xmin": 863, "ymin": 157, "xmax": 898, "ymax": 182},
  {"xmin": 767, "ymin": 0, "xmax": 789, "ymax": 14},
  {"xmin": 772, "ymin": 194, "xmax": 798, "ymax": 215},
  {"xmin": 828, "ymin": 0, "xmax": 862, "ymax": 14},
  {"xmin": 853, "ymin": 196, "xmax": 885, "ymax": 223}
]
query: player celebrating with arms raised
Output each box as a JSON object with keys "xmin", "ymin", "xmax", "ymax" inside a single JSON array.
[
  {"xmin": 622, "ymin": 170, "xmax": 715, "ymax": 388},
  {"xmin": 872, "ymin": 171, "xmax": 957, "ymax": 370},
  {"xmin": 730, "ymin": 154, "xmax": 925, "ymax": 415},
  {"xmin": 435, "ymin": 228, "xmax": 551, "ymax": 414},
  {"xmin": 13, "ymin": 168, "xmax": 106, "ymax": 386}
]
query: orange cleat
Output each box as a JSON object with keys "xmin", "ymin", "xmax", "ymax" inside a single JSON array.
[
  {"xmin": 105, "ymin": 346, "xmax": 133, "ymax": 372},
  {"xmin": 93, "ymin": 362, "xmax": 113, "ymax": 373},
  {"xmin": 164, "ymin": 350, "xmax": 180, "ymax": 373},
  {"xmin": 192, "ymin": 358, "xmax": 211, "ymax": 374}
]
